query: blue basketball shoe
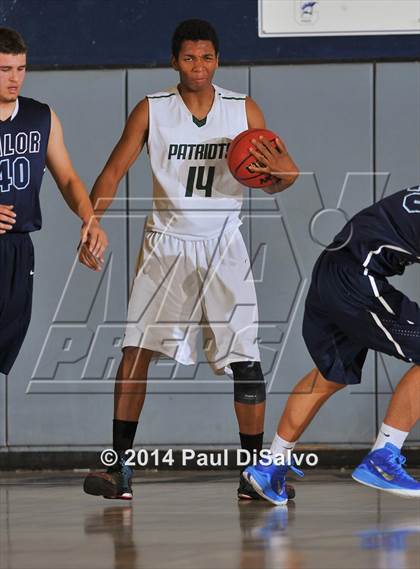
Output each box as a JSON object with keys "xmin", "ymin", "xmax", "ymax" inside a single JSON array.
[
  {"xmin": 352, "ymin": 443, "xmax": 420, "ymax": 497},
  {"xmin": 243, "ymin": 459, "xmax": 303, "ymax": 506},
  {"xmin": 237, "ymin": 474, "xmax": 296, "ymax": 501}
]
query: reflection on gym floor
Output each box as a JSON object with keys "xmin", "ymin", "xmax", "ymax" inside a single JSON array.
[{"xmin": 0, "ymin": 470, "xmax": 419, "ymax": 569}]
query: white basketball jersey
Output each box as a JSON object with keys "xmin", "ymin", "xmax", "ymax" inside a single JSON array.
[{"xmin": 146, "ymin": 84, "xmax": 248, "ymax": 240}]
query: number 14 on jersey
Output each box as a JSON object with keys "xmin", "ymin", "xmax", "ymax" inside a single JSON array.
[{"xmin": 185, "ymin": 165, "xmax": 215, "ymax": 197}]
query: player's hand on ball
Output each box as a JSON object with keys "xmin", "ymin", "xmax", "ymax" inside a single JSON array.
[
  {"xmin": 0, "ymin": 204, "xmax": 16, "ymax": 234},
  {"xmin": 248, "ymin": 136, "xmax": 299, "ymax": 187}
]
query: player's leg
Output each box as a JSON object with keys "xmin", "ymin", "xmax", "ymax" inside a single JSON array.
[
  {"xmin": 84, "ymin": 346, "xmax": 154, "ymax": 500},
  {"xmin": 231, "ymin": 361, "xmax": 297, "ymax": 501},
  {"xmin": 112, "ymin": 346, "xmax": 154, "ymax": 460},
  {"xmin": 199, "ymin": 229, "xmax": 272, "ymax": 499},
  {"xmin": 339, "ymin": 276, "xmax": 420, "ymax": 496},
  {"xmin": 276, "ymin": 367, "xmax": 346, "ymax": 442},
  {"xmin": 381, "ymin": 364, "xmax": 420, "ymax": 433},
  {"xmin": 230, "ymin": 360, "xmax": 267, "ymax": 499},
  {"xmin": 114, "ymin": 346, "xmax": 154, "ymax": 422},
  {"xmin": 244, "ymin": 255, "xmax": 366, "ymax": 504},
  {"xmin": 352, "ymin": 365, "xmax": 420, "ymax": 496},
  {"xmin": 243, "ymin": 368, "xmax": 346, "ymax": 505},
  {"xmin": 0, "ymin": 233, "xmax": 34, "ymax": 376},
  {"xmin": 235, "ymin": 363, "xmax": 346, "ymax": 502},
  {"xmin": 231, "ymin": 361, "xmax": 265, "ymax": 439},
  {"xmin": 84, "ymin": 233, "xmax": 203, "ymax": 500}
]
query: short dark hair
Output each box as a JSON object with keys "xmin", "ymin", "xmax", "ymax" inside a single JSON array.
[
  {"xmin": 172, "ymin": 19, "xmax": 219, "ymax": 59},
  {"xmin": 0, "ymin": 27, "xmax": 27, "ymax": 54}
]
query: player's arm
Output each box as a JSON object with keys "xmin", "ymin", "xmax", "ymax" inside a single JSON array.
[
  {"xmin": 46, "ymin": 110, "xmax": 108, "ymax": 270},
  {"xmin": 89, "ymin": 98, "xmax": 149, "ymax": 219},
  {"xmin": 245, "ymin": 97, "xmax": 299, "ymax": 194},
  {"xmin": 79, "ymin": 98, "xmax": 149, "ymax": 270}
]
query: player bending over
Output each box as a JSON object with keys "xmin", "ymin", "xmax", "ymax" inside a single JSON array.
[{"xmin": 244, "ymin": 186, "xmax": 420, "ymax": 504}]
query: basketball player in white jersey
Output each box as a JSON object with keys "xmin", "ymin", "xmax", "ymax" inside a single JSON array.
[{"xmin": 81, "ymin": 19, "xmax": 299, "ymax": 500}]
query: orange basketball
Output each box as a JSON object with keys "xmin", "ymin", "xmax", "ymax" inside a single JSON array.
[{"xmin": 227, "ymin": 128, "xmax": 278, "ymax": 188}]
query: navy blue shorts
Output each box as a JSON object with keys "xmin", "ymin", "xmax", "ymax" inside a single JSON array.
[
  {"xmin": 303, "ymin": 251, "xmax": 420, "ymax": 385},
  {"xmin": 0, "ymin": 233, "xmax": 34, "ymax": 375}
]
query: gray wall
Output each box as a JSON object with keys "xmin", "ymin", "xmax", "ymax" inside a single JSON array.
[{"xmin": 1, "ymin": 62, "xmax": 419, "ymax": 450}]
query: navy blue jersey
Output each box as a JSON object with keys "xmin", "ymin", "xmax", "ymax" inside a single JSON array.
[
  {"xmin": 329, "ymin": 186, "xmax": 420, "ymax": 277},
  {"xmin": 0, "ymin": 96, "xmax": 51, "ymax": 233}
]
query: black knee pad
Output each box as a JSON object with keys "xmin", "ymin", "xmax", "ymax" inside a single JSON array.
[{"xmin": 231, "ymin": 361, "xmax": 266, "ymax": 405}]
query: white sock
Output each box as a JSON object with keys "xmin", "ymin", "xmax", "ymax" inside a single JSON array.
[
  {"xmin": 270, "ymin": 433, "xmax": 296, "ymax": 459},
  {"xmin": 371, "ymin": 422, "xmax": 409, "ymax": 452}
]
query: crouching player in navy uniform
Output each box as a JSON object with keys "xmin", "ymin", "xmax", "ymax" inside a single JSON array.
[
  {"xmin": 0, "ymin": 28, "xmax": 108, "ymax": 376},
  {"xmin": 244, "ymin": 186, "xmax": 420, "ymax": 503}
]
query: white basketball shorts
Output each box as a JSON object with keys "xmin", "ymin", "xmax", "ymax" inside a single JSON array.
[{"xmin": 122, "ymin": 228, "xmax": 261, "ymax": 374}]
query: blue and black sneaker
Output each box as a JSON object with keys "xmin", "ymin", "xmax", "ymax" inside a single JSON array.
[
  {"xmin": 237, "ymin": 474, "xmax": 296, "ymax": 501},
  {"xmin": 243, "ymin": 460, "xmax": 303, "ymax": 506},
  {"xmin": 84, "ymin": 452, "xmax": 134, "ymax": 500},
  {"xmin": 352, "ymin": 443, "xmax": 420, "ymax": 497}
]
